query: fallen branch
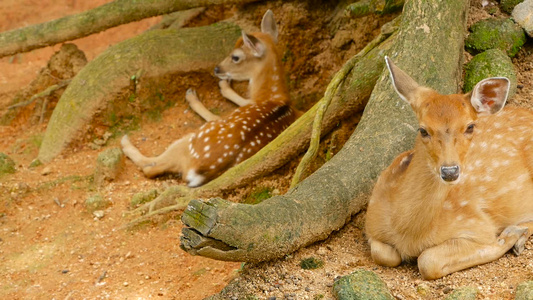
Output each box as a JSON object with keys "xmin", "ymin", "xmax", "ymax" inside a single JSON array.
[
  {"xmin": 7, "ymin": 79, "xmax": 71, "ymax": 110},
  {"xmin": 0, "ymin": 0, "xmax": 261, "ymax": 59}
]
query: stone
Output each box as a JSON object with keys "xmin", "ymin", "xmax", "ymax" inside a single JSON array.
[
  {"xmin": 516, "ymin": 281, "xmax": 533, "ymax": 300},
  {"xmin": 444, "ymin": 286, "xmax": 478, "ymax": 300},
  {"xmin": 130, "ymin": 189, "xmax": 159, "ymax": 208},
  {"xmin": 0, "ymin": 153, "xmax": 16, "ymax": 176},
  {"xmin": 94, "ymin": 147, "xmax": 124, "ymax": 185},
  {"xmin": 465, "ymin": 18, "xmax": 526, "ymax": 57},
  {"xmin": 85, "ymin": 194, "xmax": 112, "ymax": 213},
  {"xmin": 332, "ymin": 269, "xmax": 394, "ymax": 300},
  {"xmin": 501, "ymin": 0, "xmax": 525, "ymax": 13},
  {"xmin": 463, "ymin": 49, "xmax": 517, "ymax": 98},
  {"xmin": 513, "ymin": 0, "xmax": 533, "ymax": 37}
]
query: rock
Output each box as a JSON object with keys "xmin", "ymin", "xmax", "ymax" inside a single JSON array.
[
  {"xmin": 332, "ymin": 269, "xmax": 394, "ymax": 300},
  {"xmin": 93, "ymin": 210, "xmax": 105, "ymax": 219},
  {"xmin": 513, "ymin": 0, "xmax": 533, "ymax": 37},
  {"xmin": 501, "ymin": 0, "xmax": 525, "ymax": 14},
  {"xmin": 130, "ymin": 189, "xmax": 159, "ymax": 208},
  {"xmin": 465, "ymin": 18, "xmax": 526, "ymax": 57},
  {"xmin": 85, "ymin": 194, "xmax": 112, "ymax": 213},
  {"xmin": 516, "ymin": 281, "xmax": 533, "ymax": 300},
  {"xmin": 94, "ymin": 147, "xmax": 124, "ymax": 185},
  {"xmin": 463, "ymin": 49, "xmax": 517, "ymax": 98},
  {"xmin": 41, "ymin": 166, "xmax": 52, "ymax": 176},
  {"xmin": 300, "ymin": 257, "xmax": 324, "ymax": 270},
  {"xmin": 444, "ymin": 286, "xmax": 478, "ymax": 300},
  {"xmin": 0, "ymin": 153, "xmax": 16, "ymax": 176}
]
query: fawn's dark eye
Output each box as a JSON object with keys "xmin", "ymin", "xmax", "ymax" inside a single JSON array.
[
  {"xmin": 465, "ymin": 123, "xmax": 475, "ymax": 134},
  {"xmin": 419, "ymin": 127, "xmax": 430, "ymax": 138},
  {"xmin": 231, "ymin": 55, "xmax": 241, "ymax": 63}
]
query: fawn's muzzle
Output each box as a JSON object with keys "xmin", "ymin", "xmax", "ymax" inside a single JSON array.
[{"xmin": 440, "ymin": 165, "xmax": 460, "ymax": 182}]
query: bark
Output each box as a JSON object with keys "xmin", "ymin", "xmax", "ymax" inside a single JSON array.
[
  {"xmin": 0, "ymin": 0, "xmax": 261, "ymax": 59},
  {"xmin": 38, "ymin": 22, "xmax": 242, "ymax": 163},
  {"xmin": 124, "ymin": 26, "xmax": 395, "ymax": 227},
  {"xmin": 180, "ymin": 0, "xmax": 469, "ymax": 262}
]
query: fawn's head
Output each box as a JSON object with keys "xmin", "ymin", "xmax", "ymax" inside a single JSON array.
[
  {"xmin": 214, "ymin": 10, "xmax": 278, "ymax": 81},
  {"xmin": 385, "ymin": 57, "xmax": 510, "ymax": 184}
]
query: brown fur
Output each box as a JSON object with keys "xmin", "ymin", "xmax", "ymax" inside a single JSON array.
[
  {"xmin": 121, "ymin": 10, "xmax": 297, "ymax": 187},
  {"xmin": 365, "ymin": 57, "xmax": 533, "ymax": 279}
]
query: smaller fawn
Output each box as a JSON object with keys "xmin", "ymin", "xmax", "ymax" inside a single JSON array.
[
  {"xmin": 121, "ymin": 10, "xmax": 297, "ymax": 187},
  {"xmin": 365, "ymin": 57, "xmax": 533, "ymax": 280}
]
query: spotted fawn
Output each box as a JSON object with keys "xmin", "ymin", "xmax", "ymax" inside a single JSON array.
[
  {"xmin": 365, "ymin": 57, "xmax": 533, "ymax": 279},
  {"xmin": 121, "ymin": 10, "xmax": 297, "ymax": 187}
]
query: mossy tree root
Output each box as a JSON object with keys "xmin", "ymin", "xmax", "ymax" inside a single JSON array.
[
  {"xmin": 0, "ymin": 0, "xmax": 261, "ymax": 59},
  {"xmin": 37, "ymin": 22, "xmax": 242, "ymax": 163},
  {"xmin": 180, "ymin": 0, "xmax": 469, "ymax": 262}
]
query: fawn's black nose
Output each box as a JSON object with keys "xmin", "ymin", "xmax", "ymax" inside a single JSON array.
[{"xmin": 440, "ymin": 165, "xmax": 460, "ymax": 182}]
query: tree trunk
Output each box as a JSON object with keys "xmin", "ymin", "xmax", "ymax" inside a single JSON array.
[
  {"xmin": 37, "ymin": 22, "xmax": 242, "ymax": 163},
  {"xmin": 180, "ymin": 0, "xmax": 469, "ymax": 262},
  {"xmin": 0, "ymin": 0, "xmax": 260, "ymax": 59}
]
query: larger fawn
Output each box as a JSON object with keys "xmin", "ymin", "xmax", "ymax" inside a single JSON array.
[
  {"xmin": 121, "ymin": 10, "xmax": 297, "ymax": 187},
  {"xmin": 365, "ymin": 57, "xmax": 533, "ymax": 280}
]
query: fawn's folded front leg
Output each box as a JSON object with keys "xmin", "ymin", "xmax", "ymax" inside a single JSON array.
[
  {"xmin": 219, "ymin": 80, "xmax": 252, "ymax": 107},
  {"xmin": 369, "ymin": 238, "xmax": 402, "ymax": 267},
  {"xmin": 185, "ymin": 88, "xmax": 221, "ymax": 122},
  {"xmin": 417, "ymin": 225, "xmax": 528, "ymax": 280}
]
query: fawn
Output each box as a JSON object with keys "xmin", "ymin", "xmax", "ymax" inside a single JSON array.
[
  {"xmin": 121, "ymin": 10, "xmax": 297, "ymax": 187},
  {"xmin": 365, "ymin": 57, "xmax": 533, "ymax": 280}
]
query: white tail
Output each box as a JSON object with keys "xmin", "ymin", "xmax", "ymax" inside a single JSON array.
[
  {"xmin": 121, "ymin": 10, "xmax": 297, "ymax": 187},
  {"xmin": 365, "ymin": 57, "xmax": 533, "ymax": 279}
]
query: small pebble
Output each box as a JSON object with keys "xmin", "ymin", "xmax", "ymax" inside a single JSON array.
[
  {"xmin": 93, "ymin": 210, "xmax": 105, "ymax": 219},
  {"xmin": 41, "ymin": 166, "xmax": 52, "ymax": 176}
]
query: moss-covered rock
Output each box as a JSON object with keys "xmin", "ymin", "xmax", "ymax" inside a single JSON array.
[
  {"xmin": 94, "ymin": 147, "xmax": 124, "ymax": 185},
  {"xmin": 130, "ymin": 189, "xmax": 159, "ymax": 208},
  {"xmin": 516, "ymin": 281, "xmax": 533, "ymax": 300},
  {"xmin": 464, "ymin": 49, "xmax": 517, "ymax": 98},
  {"xmin": 465, "ymin": 18, "xmax": 526, "ymax": 57},
  {"xmin": 332, "ymin": 269, "xmax": 394, "ymax": 300},
  {"xmin": 444, "ymin": 286, "xmax": 478, "ymax": 300},
  {"xmin": 0, "ymin": 153, "xmax": 16, "ymax": 176},
  {"xmin": 85, "ymin": 194, "xmax": 112, "ymax": 213},
  {"xmin": 501, "ymin": 0, "xmax": 525, "ymax": 14}
]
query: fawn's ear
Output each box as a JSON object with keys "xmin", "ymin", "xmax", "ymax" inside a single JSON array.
[
  {"xmin": 385, "ymin": 56, "xmax": 423, "ymax": 106},
  {"xmin": 261, "ymin": 9, "xmax": 278, "ymax": 43},
  {"xmin": 242, "ymin": 31, "xmax": 266, "ymax": 57},
  {"xmin": 469, "ymin": 77, "xmax": 509, "ymax": 115}
]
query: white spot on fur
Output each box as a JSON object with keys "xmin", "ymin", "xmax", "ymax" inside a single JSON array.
[
  {"xmin": 224, "ymin": 145, "xmax": 230, "ymax": 150},
  {"xmin": 210, "ymin": 165, "xmax": 216, "ymax": 169},
  {"xmin": 217, "ymin": 158, "xmax": 223, "ymax": 163},
  {"xmin": 459, "ymin": 200, "xmax": 468, "ymax": 207},
  {"xmin": 204, "ymin": 145, "xmax": 210, "ymax": 152},
  {"xmin": 204, "ymin": 153, "xmax": 210, "ymax": 158},
  {"xmin": 443, "ymin": 201, "xmax": 452, "ymax": 210}
]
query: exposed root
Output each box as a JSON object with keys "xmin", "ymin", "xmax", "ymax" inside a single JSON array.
[{"xmin": 290, "ymin": 17, "xmax": 399, "ymax": 188}]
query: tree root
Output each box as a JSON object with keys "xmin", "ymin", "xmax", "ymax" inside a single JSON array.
[
  {"xmin": 122, "ymin": 22, "xmax": 397, "ymax": 229},
  {"xmin": 290, "ymin": 17, "xmax": 399, "ymax": 188},
  {"xmin": 179, "ymin": 0, "xmax": 469, "ymax": 262}
]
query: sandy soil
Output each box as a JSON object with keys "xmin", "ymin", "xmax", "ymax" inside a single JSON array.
[{"xmin": 1, "ymin": 0, "xmax": 533, "ymax": 300}]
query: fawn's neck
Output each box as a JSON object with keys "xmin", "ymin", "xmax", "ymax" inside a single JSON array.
[
  {"xmin": 398, "ymin": 149, "xmax": 453, "ymax": 232},
  {"xmin": 249, "ymin": 55, "xmax": 289, "ymax": 104}
]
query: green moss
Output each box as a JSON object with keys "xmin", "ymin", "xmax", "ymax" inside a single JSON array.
[
  {"xmin": 85, "ymin": 194, "xmax": 112, "ymax": 213},
  {"xmin": 300, "ymin": 257, "xmax": 324, "ymax": 269},
  {"xmin": 500, "ymin": 0, "xmax": 524, "ymax": 14},
  {"xmin": 465, "ymin": 18, "xmax": 526, "ymax": 57},
  {"xmin": 444, "ymin": 286, "xmax": 478, "ymax": 300},
  {"xmin": 243, "ymin": 187, "xmax": 273, "ymax": 204},
  {"xmin": 0, "ymin": 153, "xmax": 16, "ymax": 176},
  {"xmin": 130, "ymin": 189, "xmax": 159, "ymax": 208},
  {"xmin": 516, "ymin": 281, "xmax": 533, "ymax": 300},
  {"xmin": 332, "ymin": 269, "xmax": 394, "ymax": 300},
  {"xmin": 464, "ymin": 49, "xmax": 517, "ymax": 98}
]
